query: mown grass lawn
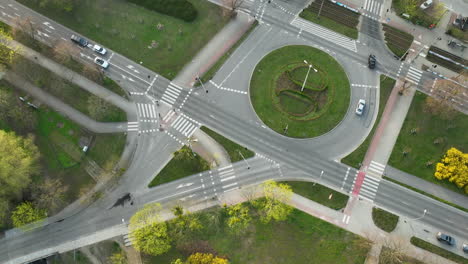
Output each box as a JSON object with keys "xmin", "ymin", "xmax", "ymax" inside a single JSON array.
[
  {"xmin": 250, "ymin": 45, "xmax": 350, "ymax": 138},
  {"xmin": 372, "ymin": 207, "xmax": 399, "ymax": 233},
  {"xmin": 388, "ymin": 91, "xmax": 468, "ymax": 195},
  {"xmin": 200, "ymin": 126, "xmax": 254, "ymax": 163},
  {"xmin": 283, "ymin": 181, "xmax": 349, "ymax": 210},
  {"xmin": 342, "ymin": 76, "xmax": 396, "ymax": 168},
  {"xmin": 17, "ymin": 0, "xmax": 228, "ymax": 79},
  {"xmin": 144, "ymin": 208, "xmax": 370, "ymax": 264}
]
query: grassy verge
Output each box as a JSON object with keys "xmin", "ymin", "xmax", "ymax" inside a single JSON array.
[
  {"xmin": 17, "ymin": 0, "xmax": 228, "ymax": 79},
  {"xmin": 282, "ymin": 181, "xmax": 349, "ymax": 210},
  {"xmin": 372, "ymin": 207, "xmax": 399, "ymax": 232},
  {"xmin": 446, "ymin": 26, "xmax": 468, "ymax": 42},
  {"xmin": 201, "ymin": 21, "xmax": 258, "ymax": 82},
  {"xmin": 379, "ymin": 247, "xmax": 425, "ymax": 264},
  {"xmin": 383, "ymin": 176, "xmax": 468, "ymax": 213},
  {"xmin": 300, "ymin": 10, "xmax": 358, "ymax": 39},
  {"xmin": 388, "ymin": 91, "xmax": 468, "ymax": 195},
  {"xmin": 342, "ymin": 76, "xmax": 396, "ymax": 168},
  {"xmin": 145, "ymin": 207, "xmax": 370, "ymax": 264},
  {"xmin": 410, "ymin": 237, "xmax": 468, "ymax": 264},
  {"xmin": 148, "ymin": 146, "xmax": 209, "ymax": 187},
  {"xmin": 200, "ymin": 126, "xmax": 254, "ymax": 163},
  {"xmin": 382, "ymin": 24, "xmax": 414, "ymax": 58},
  {"xmin": 250, "ymin": 45, "xmax": 350, "ymax": 138}
]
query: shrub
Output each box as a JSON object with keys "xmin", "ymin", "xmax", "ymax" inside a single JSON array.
[{"xmin": 127, "ymin": 0, "xmax": 198, "ymax": 22}]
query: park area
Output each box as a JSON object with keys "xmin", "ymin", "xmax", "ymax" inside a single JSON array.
[
  {"xmin": 17, "ymin": 0, "xmax": 228, "ymax": 79},
  {"xmin": 250, "ymin": 45, "xmax": 350, "ymax": 138},
  {"xmin": 300, "ymin": 0, "xmax": 360, "ymax": 39}
]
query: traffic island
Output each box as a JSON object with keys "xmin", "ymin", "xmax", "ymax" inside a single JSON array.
[{"xmin": 250, "ymin": 45, "xmax": 350, "ymax": 138}]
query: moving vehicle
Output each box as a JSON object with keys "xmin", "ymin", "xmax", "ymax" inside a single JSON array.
[
  {"xmin": 463, "ymin": 243, "xmax": 468, "ymax": 253},
  {"xmin": 355, "ymin": 99, "xmax": 366, "ymax": 116},
  {"xmin": 436, "ymin": 232, "xmax": 455, "ymax": 246},
  {"xmin": 70, "ymin": 34, "xmax": 88, "ymax": 47},
  {"xmin": 368, "ymin": 54, "xmax": 376, "ymax": 69},
  {"xmin": 94, "ymin": 57, "xmax": 109, "ymax": 69},
  {"xmin": 420, "ymin": 0, "xmax": 433, "ymax": 10},
  {"xmin": 93, "ymin": 44, "xmax": 107, "ymax": 55}
]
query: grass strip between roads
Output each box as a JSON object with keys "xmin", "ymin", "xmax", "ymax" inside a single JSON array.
[
  {"xmin": 200, "ymin": 126, "xmax": 254, "ymax": 163},
  {"xmin": 383, "ymin": 176, "xmax": 468, "ymax": 213},
  {"xmin": 200, "ymin": 21, "xmax": 258, "ymax": 82},
  {"xmin": 282, "ymin": 181, "xmax": 348, "ymax": 210},
  {"xmin": 410, "ymin": 237, "xmax": 468, "ymax": 264},
  {"xmin": 342, "ymin": 76, "xmax": 396, "ymax": 168},
  {"xmin": 372, "ymin": 207, "xmax": 399, "ymax": 233}
]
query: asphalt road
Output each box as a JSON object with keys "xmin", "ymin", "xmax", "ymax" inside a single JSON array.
[{"xmin": 0, "ymin": 0, "xmax": 467, "ymax": 263}]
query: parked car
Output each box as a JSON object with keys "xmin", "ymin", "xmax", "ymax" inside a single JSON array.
[
  {"xmin": 70, "ymin": 34, "xmax": 88, "ymax": 47},
  {"xmin": 94, "ymin": 57, "xmax": 109, "ymax": 69},
  {"xmin": 420, "ymin": 0, "xmax": 433, "ymax": 10},
  {"xmin": 436, "ymin": 232, "xmax": 455, "ymax": 246},
  {"xmin": 452, "ymin": 14, "xmax": 467, "ymax": 30},
  {"xmin": 463, "ymin": 243, "xmax": 468, "ymax": 253},
  {"xmin": 355, "ymin": 99, "xmax": 366, "ymax": 116},
  {"xmin": 92, "ymin": 44, "xmax": 107, "ymax": 55},
  {"xmin": 368, "ymin": 54, "xmax": 376, "ymax": 69}
]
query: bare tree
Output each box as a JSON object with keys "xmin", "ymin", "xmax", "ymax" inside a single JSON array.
[
  {"xmin": 32, "ymin": 178, "xmax": 68, "ymax": 214},
  {"xmin": 12, "ymin": 16, "xmax": 40, "ymax": 40},
  {"xmin": 53, "ymin": 40, "xmax": 79, "ymax": 64},
  {"xmin": 82, "ymin": 63, "xmax": 103, "ymax": 83},
  {"xmin": 222, "ymin": 0, "xmax": 245, "ymax": 17}
]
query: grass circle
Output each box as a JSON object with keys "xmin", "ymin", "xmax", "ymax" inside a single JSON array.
[{"xmin": 250, "ymin": 45, "xmax": 350, "ymax": 138}]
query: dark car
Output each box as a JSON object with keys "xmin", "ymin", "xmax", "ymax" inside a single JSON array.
[
  {"xmin": 70, "ymin": 34, "xmax": 88, "ymax": 47},
  {"xmin": 368, "ymin": 54, "xmax": 376, "ymax": 69},
  {"xmin": 436, "ymin": 232, "xmax": 456, "ymax": 246}
]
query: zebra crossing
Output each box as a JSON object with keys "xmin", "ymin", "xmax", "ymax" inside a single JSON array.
[
  {"xmin": 406, "ymin": 66, "xmax": 423, "ymax": 85},
  {"xmin": 291, "ymin": 17, "xmax": 357, "ymax": 52},
  {"xmin": 367, "ymin": 160, "xmax": 386, "ymax": 177},
  {"xmin": 357, "ymin": 176, "xmax": 381, "ymax": 201},
  {"xmin": 219, "ymin": 165, "xmax": 239, "ymax": 193},
  {"xmin": 136, "ymin": 103, "xmax": 158, "ymax": 119},
  {"xmin": 123, "ymin": 233, "xmax": 132, "ymax": 247},
  {"xmin": 362, "ymin": 0, "xmax": 383, "ymax": 20},
  {"xmin": 161, "ymin": 82, "xmax": 184, "ymax": 106},
  {"xmin": 127, "ymin": 121, "xmax": 138, "ymax": 132},
  {"xmin": 170, "ymin": 114, "xmax": 200, "ymax": 138}
]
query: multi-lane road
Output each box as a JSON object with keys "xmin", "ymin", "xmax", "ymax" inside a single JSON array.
[{"xmin": 0, "ymin": 0, "xmax": 467, "ymax": 263}]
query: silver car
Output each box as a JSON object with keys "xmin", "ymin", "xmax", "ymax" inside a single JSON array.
[
  {"xmin": 93, "ymin": 44, "xmax": 107, "ymax": 55},
  {"xmin": 94, "ymin": 57, "xmax": 109, "ymax": 69},
  {"xmin": 355, "ymin": 99, "xmax": 366, "ymax": 116}
]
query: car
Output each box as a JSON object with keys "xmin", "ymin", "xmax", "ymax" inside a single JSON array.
[
  {"xmin": 368, "ymin": 54, "xmax": 376, "ymax": 69},
  {"xmin": 93, "ymin": 44, "xmax": 107, "ymax": 55},
  {"xmin": 355, "ymin": 99, "xmax": 366, "ymax": 116},
  {"xmin": 436, "ymin": 232, "xmax": 455, "ymax": 246},
  {"xmin": 420, "ymin": 0, "xmax": 433, "ymax": 10},
  {"xmin": 463, "ymin": 243, "xmax": 468, "ymax": 253},
  {"xmin": 70, "ymin": 34, "xmax": 88, "ymax": 47},
  {"xmin": 94, "ymin": 57, "xmax": 109, "ymax": 69}
]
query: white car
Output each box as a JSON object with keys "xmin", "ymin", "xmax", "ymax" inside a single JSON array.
[
  {"xmin": 355, "ymin": 99, "xmax": 366, "ymax": 116},
  {"xmin": 94, "ymin": 57, "xmax": 109, "ymax": 69},
  {"xmin": 420, "ymin": 0, "xmax": 433, "ymax": 10},
  {"xmin": 93, "ymin": 44, "xmax": 107, "ymax": 55}
]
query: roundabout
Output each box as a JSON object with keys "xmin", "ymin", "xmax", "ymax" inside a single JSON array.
[{"xmin": 250, "ymin": 45, "xmax": 350, "ymax": 138}]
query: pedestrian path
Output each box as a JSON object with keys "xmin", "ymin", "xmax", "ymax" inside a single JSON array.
[
  {"xmin": 136, "ymin": 103, "xmax": 158, "ymax": 119},
  {"xmin": 357, "ymin": 176, "xmax": 381, "ymax": 201},
  {"xmin": 362, "ymin": 0, "xmax": 383, "ymax": 20},
  {"xmin": 170, "ymin": 113, "xmax": 200, "ymax": 138},
  {"xmin": 405, "ymin": 66, "xmax": 423, "ymax": 85},
  {"xmin": 366, "ymin": 160, "xmax": 386, "ymax": 177},
  {"xmin": 161, "ymin": 82, "xmax": 183, "ymax": 106},
  {"xmin": 291, "ymin": 17, "xmax": 357, "ymax": 52}
]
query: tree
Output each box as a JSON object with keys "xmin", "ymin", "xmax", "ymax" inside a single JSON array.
[
  {"xmin": 424, "ymin": 75, "xmax": 466, "ymax": 120},
  {"xmin": 128, "ymin": 203, "xmax": 171, "ymax": 256},
  {"xmin": 32, "ymin": 178, "xmax": 68, "ymax": 214},
  {"xmin": 0, "ymin": 87, "xmax": 37, "ymax": 133},
  {"xmin": 254, "ymin": 180, "xmax": 293, "ymax": 223},
  {"xmin": 0, "ymin": 130, "xmax": 40, "ymax": 199},
  {"xmin": 225, "ymin": 203, "xmax": 251, "ymax": 234},
  {"xmin": 187, "ymin": 253, "xmax": 229, "ymax": 264},
  {"xmin": 53, "ymin": 40, "xmax": 79, "ymax": 65},
  {"xmin": 169, "ymin": 205, "xmax": 203, "ymax": 243},
  {"xmin": 171, "ymin": 259, "xmax": 185, "ymax": 264},
  {"xmin": 0, "ymin": 200, "xmax": 10, "ymax": 228},
  {"xmin": 11, "ymin": 202, "xmax": 47, "ymax": 228},
  {"xmin": 434, "ymin": 147, "xmax": 468, "ymax": 193},
  {"xmin": 12, "ymin": 16, "xmax": 40, "ymax": 41},
  {"xmin": 222, "ymin": 0, "xmax": 245, "ymax": 17},
  {"xmin": 174, "ymin": 146, "xmax": 195, "ymax": 160},
  {"xmin": 0, "ymin": 27, "xmax": 19, "ymax": 70},
  {"xmin": 400, "ymin": 0, "xmax": 418, "ymax": 16},
  {"xmin": 82, "ymin": 63, "xmax": 103, "ymax": 83},
  {"xmin": 108, "ymin": 252, "xmax": 127, "ymax": 264}
]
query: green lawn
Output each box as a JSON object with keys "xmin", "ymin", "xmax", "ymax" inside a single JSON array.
[
  {"xmin": 144, "ymin": 207, "xmax": 370, "ymax": 264},
  {"xmin": 410, "ymin": 237, "xmax": 468, "ymax": 264},
  {"xmin": 200, "ymin": 126, "xmax": 254, "ymax": 163},
  {"xmin": 447, "ymin": 26, "xmax": 468, "ymax": 42},
  {"xmin": 250, "ymin": 45, "xmax": 350, "ymax": 138},
  {"xmin": 388, "ymin": 92, "xmax": 468, "ymax": 195},
  {"xmin": 372, "ymin": 207, "xmax": 399, "ymax": 232},
  {"xmin": 300, "ymin": 10, "xmax": 358, "ymax": 39},
  {"xmin": 17, "ymin": 0, "xmax": 228, "ymax": 79},
  {"xmin": 201, "ymin": 21, "xmax": 258, "ymax": 82},
  {"xmin": 382, "ymin": 24, "xmax": 414, "ymax": 58},
  {"xmin": 283, "ymin": 181, "xmax": 349, "ymax": 210},
  {"xmin": 148, "ymin": 146, "xmax": 209, "ymax": 187},
  {"xmin": 342, "ymin": 76, "xmax": 396, "ymax": 168}
]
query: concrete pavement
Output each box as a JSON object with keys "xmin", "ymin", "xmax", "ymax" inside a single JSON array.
[{"xmin": 191, "ymin": 129, "xmax": 231, "ymax": 168}]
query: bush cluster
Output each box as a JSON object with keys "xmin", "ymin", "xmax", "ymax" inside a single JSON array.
[{"xmin": 127, "ymin": 0, "xmax": 198, "ymax": 22}]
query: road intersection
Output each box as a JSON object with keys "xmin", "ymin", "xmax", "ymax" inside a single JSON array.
[{"xmin": 0, "ymin": 0, "xmax": 467, "ymax": 263}]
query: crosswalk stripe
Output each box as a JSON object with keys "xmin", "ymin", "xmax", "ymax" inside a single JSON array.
[
  {"xmin": 409, "ymin": 67, "xmax": 423, "ymax": 74},
  {"xmin": 407, "ymin": 71, "xmax": 422, "ymax": 79},
  {"xmin": 173, "ymin": 118, "xmax": 186, "ymax": 131},
  {"xmin": 178, "ymin": 120, "xmax": 190, "ymax": 133}
]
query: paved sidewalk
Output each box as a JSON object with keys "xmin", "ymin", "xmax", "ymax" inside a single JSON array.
[
  {"xmin": 191, "ymin": 129, "xmax": 231, "ymax": 168},
  {"xmin": 385, "ymin": 165, "xmax": 468, "ymax": 208},
  {"xmin": 173, "ymin": 11, "xmax": 254, "ymax": 87}
]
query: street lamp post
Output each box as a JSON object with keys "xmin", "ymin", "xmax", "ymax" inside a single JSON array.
[
  {"xmin": 196, "ymin": 75, "xmax": 208, "ymax": 93},
  {"xmin": 301, "ymin": 60, "xmax": 318, "ymax": 92},
  {"xmin": 237, "ymin": 150, "xmax": 250, "ymax": 169},
  {"xmin": 410, "ymin": 209, "xmax": 427, "ymax": 221}
]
